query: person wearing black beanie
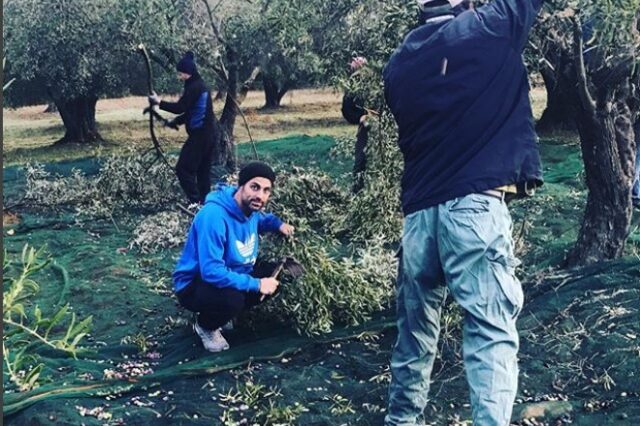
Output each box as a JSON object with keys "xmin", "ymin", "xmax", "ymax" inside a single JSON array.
[
  {"xmin": 172, "ymin": 160, "xmax": 295, "ymax": 352},
  {"xmin": 176, "ymin": 51, "xmax": 197, "ymax": 76},
  {"xmin": 148, "ymin": 51, "xmax": 219, "ymax": 204},
  {"xmin": 238, "ymin": 161, "xmax": 276, "ymax": 187}
]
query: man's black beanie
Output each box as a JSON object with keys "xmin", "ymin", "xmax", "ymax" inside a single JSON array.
[
  {"xmin": 238, "ymin": 162, "xmax": 276, "ymax": 186},
  {"xmin": 176, "ymin": 51, "xmax": 197, "ymax": 75}
]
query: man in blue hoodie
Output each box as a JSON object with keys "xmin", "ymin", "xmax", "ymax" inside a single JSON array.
[
  {"xmin": 383, "ymin": 0, "xmax": 544, "ymax": 424},
  {"xmin": 173, "ymin": 161, "xmax": 295, "ymax": 352},
  {"xmin": 149, "ymin": 51, "xmax": 219, "ymax": 204}
]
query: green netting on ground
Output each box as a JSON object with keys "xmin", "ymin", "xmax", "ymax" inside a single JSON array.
[
  {"xmin": 2, "ymin": 135, "xmax": 383, "ymax": 425},
  {"xmin": 3, "ymin": 136, "xmax": 640, "ymax": 425},
  {"xmin": 3, "ymin": 205, "xmax": 397, "ymax": 424}
]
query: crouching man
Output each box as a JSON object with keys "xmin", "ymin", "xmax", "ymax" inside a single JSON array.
[{"xmin": 173, "ymin": 161, "xmax": 295, "ymax": 352}]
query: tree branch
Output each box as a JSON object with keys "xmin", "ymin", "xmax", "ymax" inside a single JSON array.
[
  {"xmin": 201, "ymin": 0, "xmax": 226, "ymax": 46},
  {"xmin": 216, "ymin": 54, "xmax": 230, "ymax": 82},
  {"xmin": 593, "ymin": 54, "xmax": 635, "ymax": 89},
  {"xmin": 572, "ymin": 17, "xmax": 596, "ymax": 114},
  {"xmin": 528, "ymin": 41, "xmax": 556, "ymax": 75},
  {"xmin": 241, "ymin": 66, "xmax": 261, "ymax": 93},
  {"xmin": 4, "ymin": 318, "xmax": 74, "ymax": 355},
  {"xmin": 148, "ymin": 50, "xmax": 175, "ymax": 73}
]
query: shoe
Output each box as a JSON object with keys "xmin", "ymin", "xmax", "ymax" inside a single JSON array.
[{"xmin": 193, "ymin": 323, "xmax": 229, "ymax": 352}]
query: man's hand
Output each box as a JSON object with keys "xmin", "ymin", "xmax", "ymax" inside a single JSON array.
[
  {"xmin": 279, "ymin": 223, "xmax": 295, "ymax": 237},
  {"xmin": 148, "ymin": 91, "xmax": 161, "ymax": 105},
  {"xmin": 164, "ymin": 118, "xmax": 179, "ymax": 130},
  {"xmin": 259, "ymin": 277, "xmax": 279, "ymax": 295}
]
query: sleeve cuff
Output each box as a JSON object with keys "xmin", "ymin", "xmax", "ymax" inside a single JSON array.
[{"xmin": 250, "ymin": 277, "xmax": 261, "ymax": 293}]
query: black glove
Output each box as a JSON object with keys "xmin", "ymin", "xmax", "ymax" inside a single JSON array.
[{"xmin": 164, "ymin": 119, "xmax": 179, "ymax": 130}]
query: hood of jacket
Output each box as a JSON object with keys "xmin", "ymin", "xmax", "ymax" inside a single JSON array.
[{"xmin": 204, "ymin": 185, "xmax": 250, "ymax": 222}]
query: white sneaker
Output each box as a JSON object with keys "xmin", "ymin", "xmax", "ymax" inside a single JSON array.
[
  {"xmin": 193, "ymin": 323, "xmax": 229, "ymax": 352},
  {"xmin": 221, "ymin": 320, "xmax": 234, "ymax": 331}
]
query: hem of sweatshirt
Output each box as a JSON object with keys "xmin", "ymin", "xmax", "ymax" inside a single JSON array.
[
  {"xmin": 173, "ymin": 276, "xmax": 260, "ymax": 294},
  {"xmin": 401, "ymin": 177, "xmax": 543, "ymax": 216}
]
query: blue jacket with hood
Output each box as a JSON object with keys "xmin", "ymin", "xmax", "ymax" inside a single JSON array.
[
  {"xmin": 383, "ymin": 0, "xmax": 545, "ymax": 215},
  {"xmin": 159, "ymin": 72, "xmax": 217, "ymax": 136},
  {"xmin": 173, "ymin": 185, "xmax": 283, "ymax": 293}
]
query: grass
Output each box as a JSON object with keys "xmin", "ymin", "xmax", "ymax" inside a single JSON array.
[
  {"xmin": 3, "ymin": 86, "xmax": 553, "ymax": 166},
  {"xmin": 2, "ymin": 88, "xmax": 353, "ymax": 166}
]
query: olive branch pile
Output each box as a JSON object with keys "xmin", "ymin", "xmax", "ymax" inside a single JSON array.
[{"xmin": 20, "ymin": 114, "xmax": 406, "ymax": 335}]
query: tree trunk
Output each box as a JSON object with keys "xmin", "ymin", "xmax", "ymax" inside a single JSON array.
[
  {"xmin": 537, "ymin": 73, "xmax": 576, "ymax": 133},
  {"xmin": 215, "ymin": 49, "xmax": 240, "ymax": 173},
  {"xmin": 55, "ymin": 96, "xmax": 101, "ymax": 144},
  {"xmin": 566, "ymin": 94, "xmax": 635, "ymax": 267},
  {"xmin": 262, "ymin": 75, "xmax": 288, "ymax": 109},
  {"xmin": 237, "ymin": 66, "xmax": 260, "ymax": 105},
  {"xmin": 43, "ymin": 102, "xmax": 58, "ymax": 113},
  {"xmin": 536, "ymin": 52, "xmax": 577, "ymax": 133},
  {"xmin": 211, "ymin": 53, "xmax": 261, "ymax": 177},
  {"xmin": 214, "ymin": 89, "xmax": 227, "ymax": 101}
]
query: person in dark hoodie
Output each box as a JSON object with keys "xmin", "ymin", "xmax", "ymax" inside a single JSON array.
[
  {"xmin": 383, "ymin": 0, "xmax": 544, "ymax": 424},
  {"xmin": 149, "ymin": 51, "xmax": 218, "ymax": 204},
  {"xmin": 173, "ymin": 162, "xmax": 295, "ymax": 352}
]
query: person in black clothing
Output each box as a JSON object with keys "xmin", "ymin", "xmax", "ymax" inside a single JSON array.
[
  {"xmin": 342, "ymin": 56, "xmax": 372, "ymax": 194},
  {"xmin": 341, "ymin": 93, "xmax": 369, "ymax": 194},
  {"xmin": 149, "ymin": 52, "xmax": 218, "ymax": 204}
]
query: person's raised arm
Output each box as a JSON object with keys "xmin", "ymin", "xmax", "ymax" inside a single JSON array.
[{"xmin": 477, "ymin": 0, "xmax": 545, "ymax": 51}]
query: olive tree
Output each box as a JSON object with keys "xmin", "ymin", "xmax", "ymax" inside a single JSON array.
[
  {"xmin": 3, "ymin": 0, "xmax": 183, "ymax": 143},
  {"xmin": 543, "ymin": 0, "xmax": 640, "ymax": 266},
  {"xmin": 253, "ymin": 0, "xmax": 323, "ymax": 109}
]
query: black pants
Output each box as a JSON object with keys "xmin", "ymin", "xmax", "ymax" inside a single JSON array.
[
  {"xmin": 176, "ymin": 129, "xmax": 214, "ymax": 204},
  {"xmin": 353, "ymin": 123, "xmax": 369, "ymax": 194},
  {"xmin": 176, "ymin": 262, "xmax": 277, "ymax": 331}
]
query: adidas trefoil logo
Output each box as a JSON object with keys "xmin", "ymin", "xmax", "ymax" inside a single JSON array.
[{"xmin": 235, "ymin": 234, "xmax": 256, "ymax": 258}]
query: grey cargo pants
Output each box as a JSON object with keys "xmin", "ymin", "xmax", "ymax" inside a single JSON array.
[{"xmin": 385, "ymin": 193, "xmax": 524, "ymax": 426}]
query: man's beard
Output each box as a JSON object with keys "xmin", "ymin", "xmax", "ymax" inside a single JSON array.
[{"xmin": 244, "ymin": 198, "xmax": 264, "ymax": 212}]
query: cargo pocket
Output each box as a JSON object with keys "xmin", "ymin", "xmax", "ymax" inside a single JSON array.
[
  {"xmin": 488, "ymin": 254, "xmax": 523, "ymax": 318},
  {"xmin": 394, "ymin": 245, "xmax": 403, "ymax": 291},
  {"xmin": 448, "ymin": 194, "xmax": 491, "ymax": 215}
]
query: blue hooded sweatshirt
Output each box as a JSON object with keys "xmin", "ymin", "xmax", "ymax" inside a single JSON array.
[
  {"xmin": 173, "ymin": 185, "xmax": 284, "ymax": 293},
  {"xmin": 383, "ymin": 0, "xmax": 544, "ymax": 215}
]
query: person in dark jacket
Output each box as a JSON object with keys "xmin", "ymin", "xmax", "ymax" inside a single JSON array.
[
  {"xmin": 149, "ymin": 52, "xmax": 219, "ymax": 204},
  {"xmin": 341, "ymin": 93, "xmax": 369, "ymax": 193},
  {"xmin": 173, "ymin": 162, "xmax": 295, "ymax": 352},
  {"xmin": 383, "ymin": 0, "xmax": 544, "ymax": 424}
]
